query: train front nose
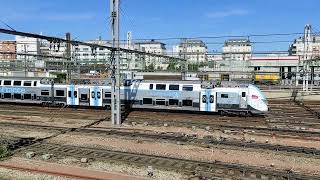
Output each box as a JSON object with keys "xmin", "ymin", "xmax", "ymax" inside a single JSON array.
[{"xmin": 260, "ymin": 101, "xmax": 269, "ymax": 112}]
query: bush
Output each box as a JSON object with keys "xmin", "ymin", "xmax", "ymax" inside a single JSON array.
[{"xmin": 0, "ymin": 145, "xmax": 10, "ymax": 159}]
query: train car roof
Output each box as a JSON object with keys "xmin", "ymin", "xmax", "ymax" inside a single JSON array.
[{"xmin": 139, "ymin": 80, "xmax": 202, "ymax": 84}]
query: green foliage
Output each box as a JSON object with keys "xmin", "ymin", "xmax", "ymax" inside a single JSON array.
[
  {"xmin": 50, "ymin": 72, "xmax": 66, "ymax": 83},
  {"xmin": 146, "ymin": 63, "xmax": 155, "ymax": 71},
  {"xmin": 167, "ymin": 61, "xmax": 178, "ymax": 71},
  {"xmin": 0, "ymin": 145, "xmax": 10, "ymax": 159}
]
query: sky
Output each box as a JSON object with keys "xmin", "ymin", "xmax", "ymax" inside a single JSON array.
[{"xmin": 0, "ymin": 0, "xmax": 319, "ymax": 52}]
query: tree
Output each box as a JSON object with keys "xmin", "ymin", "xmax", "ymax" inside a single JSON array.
[
  {"xmin": 167, "ymin": 61, "xmax": 178, "ymax": 71},
  {"xmin": 146, "ymin": 63, "xmax": 155, "ymax": 71}
]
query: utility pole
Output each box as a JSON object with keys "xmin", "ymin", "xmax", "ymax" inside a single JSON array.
[
  {"xmin": 24, "ymin": 44, "xmax": 27, "ymax": 77},
  {"xmin": 66, "ymin": 32, "xmax": 71, "ymax": 84},
  {"xmin": 303, "ymin": 24, "xmax": 311, "ymax": 91},
  {"xmin": 181, "ymin": 38, "xmax": 187, "ymax": 80},
  {"xmin": 110, "ymin": 0, "xmax": 121, "ymax": 125}
]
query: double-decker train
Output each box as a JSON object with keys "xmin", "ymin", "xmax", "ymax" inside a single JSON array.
[{"xmin": 0, "ymin": 77, "xmax": 268, "ymax": 115}]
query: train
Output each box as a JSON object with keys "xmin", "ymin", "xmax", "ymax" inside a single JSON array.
[
  {"xmin": 0, "ymin": 77, "xmax": 269, "ymax": 115},
  {"xmin": 254, "ymin": 73, "xmax": 280, "ymax": 85}
]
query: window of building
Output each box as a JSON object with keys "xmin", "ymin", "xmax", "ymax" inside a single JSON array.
[
  {"xmin": 83, "ymin": 53, "xmax": 89, "ymax": 56},
  {"xmin": 169, "ymin": 85, "xmax": 179, "ymax": 90},
  {"xmin": 156, "ymin": 84, "xmax": 166, "ymax": 90},
  {"xmin": 13, "ymin": 81, "xmax": 21, "ymax": 86},
  {"xmin": 83, "ymin": 48, "xmax": 89, "ymax": 51},
  {"xmin": 254, "ymin": 67, "xmax": 261, "ymax": 71},
  {"xmin": 56, "ymin": 90, "xmax": 65, "ymax": 97},
  {"xmin": 221, "ymin": 94, "xmax": 228, "ymax": 98},
  {"xmin": 182, "ymin": 85, "xmax": 193, "ymax": 91},
  {"xmin": 3, "ymin": 80, "xmax": 11, "ymax": 86}
]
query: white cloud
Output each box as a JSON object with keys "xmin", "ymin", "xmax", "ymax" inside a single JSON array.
[{"xmin": 206, "ymin": 9, "xmax": 249, "ymax": 18}]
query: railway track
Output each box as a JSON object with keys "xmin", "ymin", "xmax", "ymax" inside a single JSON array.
[
  {"xmin": 1, "ymin": 122, "xmax": 320, "ymax": 158},
  {"xmin": 14, "ymin": 142, "xmax": 319, "ymax": 179}
]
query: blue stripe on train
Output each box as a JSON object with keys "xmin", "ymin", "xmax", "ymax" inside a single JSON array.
[
  {"xmin": 94, "ymin": 86, "xmax": 98, "ymax": 106},
  {"xmin": 70, "ymin": 84, "xmax": 75, "ymax": 105}
]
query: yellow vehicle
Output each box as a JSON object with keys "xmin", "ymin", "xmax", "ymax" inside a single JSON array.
[{"xmin": 254, "ymin": 73, "xmax": 280, "ymax": 85}]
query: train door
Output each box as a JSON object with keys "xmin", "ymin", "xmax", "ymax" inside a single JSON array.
[
  {"xmin": 78, "ymin": 87, "xmax": 90, "ymax": 106},
  {"xmin": 90, "ymin": 86, "xmax": 103, "ymax": 107},
  {"xmin": 200, "ymin": 89, "xmax": 216, "ymax": 112},
  {"xmin": 239, "ymin": 91, "xmax": 248, "ymax": 109},
  {"xmin": 67, "ymin": 84, "xmax": 79, "ymax": 106}
]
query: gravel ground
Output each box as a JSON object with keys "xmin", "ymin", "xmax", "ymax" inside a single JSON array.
[
  {"xmin": 0, "ymin": 127, "xmax": 55, "ymax": 139},
  {"xmin": 48, "ymin": 133, "xmax": 320, "ymax": 175},
  {"xmin": 97, "ymin": 122, "xmax": 320, "ymax": 149},
  {"xmin": 58, "ymin": 157, "xmax": 186, "ymax": 180},
  {"xmin": 0, "ymin": 167, "xmax": 68, "ymax": 180}
]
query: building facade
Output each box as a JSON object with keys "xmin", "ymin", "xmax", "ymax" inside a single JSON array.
[
  {"xmin": 135, "ymin": 40, "xmax": 166, "ymax": 70},
  {"xmin": 289, "ymin": 35, "xmax": 320, "ymax": 59},
  {"xmin": 173, "ymin": 39, "xmax": 207, "ymax": 64},
  {"xmin": 0, "ymin": 41, "xmax": 16, "ymax": 61},
  {"xmin": 222, "ymin": 39, "xmax": 252, "ymax": 61}
]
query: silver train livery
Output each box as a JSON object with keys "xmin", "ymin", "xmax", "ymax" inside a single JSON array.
[{"xmin": 0, "ymin": 77, "xmax": 268, "ymax": 115}]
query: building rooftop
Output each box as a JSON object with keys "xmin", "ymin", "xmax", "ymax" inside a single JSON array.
[{"xmin": 224, "ymin": 39, "xmax": 251, "ymax": 46}]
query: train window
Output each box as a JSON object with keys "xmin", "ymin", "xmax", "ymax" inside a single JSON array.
[
  {"xmin": 169, "ymin": 99, "xmax": 179, "ymax": 106},
  {"xmin": 105, "ymin": 92, "xmax": 111, "ymax": 98},
  {"xmin": 41, "ymin": 90, "xmax": 49, "ymax": 96},
  {"xmin": 169, "ymin": 85, "xmax": 179, "ymax": 90},
  {"xmin": 91, "ymin": 91, "xmax": 95, "ymax": 98},
  {"xmin": 182, "ymin": 85, "xmax": 193, "ymax": 91},
  {"xmin": 33, "ymin": 81, "xmax": 37, "ymax": 86},
  {"xmin": 221, "ymin": 94, "xmax": 228, "ymax": 98},
  {"xmin": 242, "ymin": 92, "xmax": 246, "ymax": 97},
  {"xmin": 24, "ymin": 94, "xmax": 31, "ymax": 100},
  {"xmin": 155, "ymin": 99, "xmax": 166, "ymax": 106},
  {"xmin": 14, "ymin": 94, "xmax": 21, "ymax": 99},
  {"xmin": 3, "ymin": 80, "xmax": 11, "ymax": 86},
  {"xmin": 210, "ymin": 95, "xmax": 214, "ymax": 103},
  {"xmin": 149, "ymin": 84, "xmax": 153, "ymax": 90},
  {"xmin": 143, "ymin": 98, "xmax": 153, "ymax": 104},
  {"xmin": 74, "ymin": 91, "xmax": 77, "ymax": 98},
  {"xmin": 13, "ymin": 81, "xmax": 21, "ymax": 86},
  {"xmin": 81, "ymin": 94, "xmax": 88, "ymax": 100},
  {"xmin": 97, "ymin": 92, "xmax": 101, "ymax": 99},
  {"xmin": 68, "ymin": 91, "xmax": 71, "ymax": 97},
  {"xmin": 156, "ymin": 84, "xmax": 166, "ymax": 90},
  {"xmin": 4, "ymin": 93, "xmax": 11, "ymax": 99},
  {"xmin": 56, "ymin": 90, "xmax": 65, "ymax": 97},
  {"xmin": 182, "ymin": 100, "xmax": 193, "ymax": 106},
  {"xmin": 23, "ymin": 81, "xmax": 32, "ymax": 86},
  {"xmin": 202, "ymin": 95, "xmax": 207, "ymax": 103},
  {"xmin": 0, "ymin": 80, "xmax": 1, "ymax": 85}
]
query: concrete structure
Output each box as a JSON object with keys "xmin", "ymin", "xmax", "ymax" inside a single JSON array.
[
  {"xmin": 0, "ymin": 40, "xmax": 16, "ymax": 61},
  {"xmin": 222, "ymin": 39, "xmax": 252, "ymax": 61},
  {"xmin": 173, "ymin": 39, "xmax": 207, "ymax": 64},
  {"xmin": 289, "ymin": 25, "xmax": 320, "ymax": 59},
  {"xmin": 135, "ymin": 40, "xmax": 167, "ymax": 70}
]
